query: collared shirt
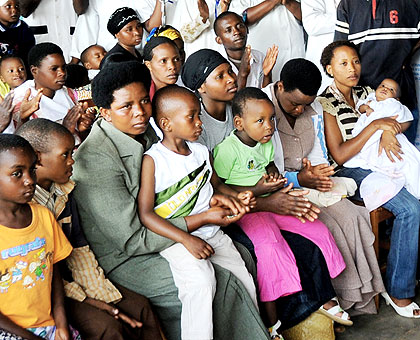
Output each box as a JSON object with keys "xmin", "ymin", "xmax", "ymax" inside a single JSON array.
[
  {"xmin": 221, "ymin": 48, "xmax": 265, "ymax": 88},
  {"xmin": 32, "ymin": 181, "xmax": 122, "ymax": 303}
]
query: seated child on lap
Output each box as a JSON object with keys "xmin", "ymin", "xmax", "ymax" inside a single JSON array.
[{"xmin": 138, "ymin": 85, "xmax": 258, "ymax": 340}]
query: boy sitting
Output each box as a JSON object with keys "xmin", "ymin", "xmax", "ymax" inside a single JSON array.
[
  {"xmin": 16, "ymin": 118, "xmax": 164, "ymax": 340},
  {"xmin": 0, "ymin": 134, "xmax": 75, "ymax": 340},
  {"xmin": 0, "ymin": 55, "xmax": 26, "ymax": 98},
  {"xmin": 138, "ymin": 85, "xmax": 258, "ymax": 340},
  {"xmin": 0, "ymin": 0, "xmax": 35, "ymax": 71},
  {"xmin": 214, "ymin": 11, "xmax": 278, "ymax": 89}
]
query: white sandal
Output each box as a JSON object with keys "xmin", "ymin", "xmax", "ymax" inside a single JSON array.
[
  {"xmin": 268, "ymin": 320, "xmax": 285, "ymax": 340},
  {"xmin": 317, "ymin": 297, "xmax": 353, "ymax": 326},
  {"xmin": 381, "ymin": 292, "xmax": 420, "ymax": 318}
]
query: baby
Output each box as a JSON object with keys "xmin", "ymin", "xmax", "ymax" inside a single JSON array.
[
  {"xmin": 80, "ymin": 44, "xmax": 107, "ymax": 80},
  {"xmin": 344, "ymin": 78, "xmax": 420, "ymax": 210}
]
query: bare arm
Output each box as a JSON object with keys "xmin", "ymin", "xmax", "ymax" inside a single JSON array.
[
  {"xmin": 0, "ymin": 313, "xmax": 43, "ymax": 340},
  {"xmin": 323, "ymin": 111, "xmax": 402, "ymax": 165},
  {"xmin": 18, "ymin": 0, "xmax": 41, "ymax": 17},
  {"xmin": 143, "ymin": 0, "xmax": 162, "ymax": 32},
  {"xmin": 73, "ymin": 0, "xmax": 89, "ymax": 15},
  {"xmin": 245, "ymin": 0, "xmax": 301, "ymax": 25}
]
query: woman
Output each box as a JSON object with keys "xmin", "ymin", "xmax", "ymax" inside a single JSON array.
[
  {"xmin": 264, "ymin": 57, "xmax": 384, "ymax": 315},
  {"xmin": 318, "ymin": 40, "xmax": 420, "ymax": 318},
  {"xmin": 71, "ymin": 60, "xmax": 269, "ymax": 340}
]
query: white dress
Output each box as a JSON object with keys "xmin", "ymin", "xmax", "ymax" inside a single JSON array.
[
  {"xmin": 229, "ymin": 0, "xmax": 305, "ymax": 81},
  {"xmin": 344, "ymin": 93, "xmax": 420, "ymax": 210},
  {"xmin": 301, "ymin": 0, "xmax": 339, "ymax": 94}
]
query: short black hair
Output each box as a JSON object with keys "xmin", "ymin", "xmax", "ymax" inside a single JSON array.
[
  {"xmin": 92, "ymin": 60, "xmax": 151, "ymax": 109},
  {"xmin": 320, "ymin": 40, "xmax": 360, "ymax": 78},
  {"xmin": 0, "ymin": 133, "xmax": 36, "ymax": 158},
  {"xmin": 0, "ymin": 55, "xmax": 25, "ymax": 69},
  {"xmin": 280, "ymin": 58, "xmax": 321, "ymax": 96},
  {"xmin": 28, "ymin": 42, "xmax": 64, "ymax": 67},
  {"xmin": 213, "ymin": 11, "xmax": 245, "ymax": 36},
  {"xmin": 15, "ymin": 119, "xmax": 73, "ymax": 153},
  {"xmin": 80, "ymin": 44, "xmax": 99, "ymax": 65},
  {"xmin": 232, "ymin": 87, "xmax": 272, "ymax": 117},
  {"xmin": 143, "ymin": 36, "xmax": 179, "ymax": 62},
  {"xmin": 152, "ymin": 84, "xmax": 199, "ymax": 122},
  {"xmin": 65, "ymin": 64, "xmax": 89, "ymax": 89},
  {"xmin": 99, "ymin": 52, "xmax": 134, "ymax": 70}
]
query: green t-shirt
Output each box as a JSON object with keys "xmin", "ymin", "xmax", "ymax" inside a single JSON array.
[{"xmin": 213, "ymin": 130, "xmax": 274, "ymax": 186}]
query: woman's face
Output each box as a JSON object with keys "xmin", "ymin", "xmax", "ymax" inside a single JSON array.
[
  {"xmin": 326, "ymin": 46, "xmax": 361, "ymax": 90},
  {"xmin": 115, "ymin": 19, "xmax": 143, "ymax": 49},
  {"xmin": 145, "ymin": 43, "xmax": 181, "ymax": 89},
  {"xmin": 100, "ymin": 82, "xmax": 152, "ymax": 138}
]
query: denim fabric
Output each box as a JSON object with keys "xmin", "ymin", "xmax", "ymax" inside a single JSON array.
[{"xmin": 336, "ymin": 167, "xmax": 420, "ymax": 298}]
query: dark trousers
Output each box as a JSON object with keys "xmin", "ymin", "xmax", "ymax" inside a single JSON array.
[{"xmin": 66, "ymin": 283, "xmax": 163, "ymax": 340}]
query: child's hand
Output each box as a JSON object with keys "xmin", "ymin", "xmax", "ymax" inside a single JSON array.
[
  {"xmin": 20, "ymin": 88, "xmax": 43, "ymax": 120},
  {"xmin": 0, "ymin": 91, "xmax": 14, "ymax": 132},
  {"xmin": 254, "ymin": 173, "xmax": 286, "ymax": 196},
  {"xmin": 365, "ymin": 106, "xmax": 374, "ymax": 116},
  {"xmin": 55, "ymin": 327, "xmax": 70, "ymax": 340},
  {"xmin": 205, "ymin": 206, "xmax": 244, "ymax": 226},
  {"xmin": 182, "ymin": 234, "xmax": 214, "ymax": 259},
  {"xmin": 263, "ymin": 45, "xmax": 279, "ymax": 76},
  {"xmin": 237, "ymin": 190, "xmax": 256, "ymax": 209},
  {"xmin": 210, "ymin": 193, "xmax": 247, "ymax": 214}
]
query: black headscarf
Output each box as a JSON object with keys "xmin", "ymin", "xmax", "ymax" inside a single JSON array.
[
  {"xmin": 181, "ymin": 49, "xmax": 228, "ymax": 91},
  {"xmin": 107, "ymin": 7, "xmax": 139, "ymax": 36}
]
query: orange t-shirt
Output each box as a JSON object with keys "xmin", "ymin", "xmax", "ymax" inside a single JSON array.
[{"xmin": 0, "ymin": 203, "xmax": 72, "ymax": 328}]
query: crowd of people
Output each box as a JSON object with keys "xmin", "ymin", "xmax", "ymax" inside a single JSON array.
[{"xmin": 1, "ymin": 0, "xmax": 420, "ymax": 339}]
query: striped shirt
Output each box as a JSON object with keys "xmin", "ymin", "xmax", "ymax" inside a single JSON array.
[
  {"xmin": 334, "ymin": 0, "xmax": 420, "ymax": 108},
  {"xmin": 318, "ymin": 82, "xmax": 373, "ymax": 169}
]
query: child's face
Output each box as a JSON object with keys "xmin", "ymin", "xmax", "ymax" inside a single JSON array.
[
  {"xmin": 36, "ymin": 133, "xmax": 75, "ymax": 189},
  {"xmin": 0, "ymin": 148, "xmax": 36, "ymax": 205},
  {"xmin": 0, "ymin": 57, "xmax": 26, "ymax": 89},
  {"xmin": 101, "ymin": 81, "xmax": 152, "ymax": 138},
  {"xmin": 215, "ymin": 15, "xmax": 247, "ymax": 51},
  {"xmin": 375, "ymin": 79, "xmax": 399, "ymax": 101},
  {"xmin": 115, "ymin": 19, "xmax": 143, "ymax": 48},
  {"xmin": 235, "ymin": 99, "xmax": 275, "ymax": 145},
  {"xmin": 145, "ymin": 43, "xmax": 181, "ymax": 89},
  {"xmin": 0, "ymin": 0, "xmax": 20, "ymax": 27},
  {"xmin": 162, "ymin": 92, "xmax": 202, "ymax": 142},
  {"xmin": 31, "ymin": 53, "xmax": 66, "ymax": 91},
  {"xmin": 84, "ymin": 45, "xmax": 107, "ymax": 70},
  {"xmin": 198, "ymin": 63, "xmax": 238, "ymax": 102}
]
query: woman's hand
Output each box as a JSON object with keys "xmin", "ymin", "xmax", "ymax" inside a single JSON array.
[
  {"xmin": 297, "ymin": 158, "xmax": 333, "ymax": 191},
  {"xmin": 379, "ymin": 130, "xmax": 403, "ymax": 162},
  {"xmin": 182, "ymin": 234, "xmax": 214, "ymax": 259},
  {"xmin": 372, "ymin": 115, "xmax": 402, "ymax": 135}
]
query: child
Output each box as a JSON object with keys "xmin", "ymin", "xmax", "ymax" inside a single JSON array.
[
  {"xmin": 344, "ymin": 78, "xmax": 420, "ymax": 210},
  {"xmin": 213, "ymin": 87, "xmax": 349, "ymax": 337},
  {"xmin": 181, "ymin": 48, "xmax": 238, "ymax": 151},
  {"xmin": 0, "ymin": 133, "xmax": 75, "ymax": 340},
  {"xmin": 0, "ymin": 55, "xmax": 26, "ymax": 97},
  {"xmin": 0, "ymin": 0, "xmax": 35, "ymax": 71},
  {"xmin": 16, "ymin": 118, "xmax": 164, "ymax": 340},
  {"xmin": 143, "ymin": 36, "xmax": 182, "ymax": 99},
  {"xmin": 214, "ymin": 11, "xmax": 278, "ymax": 89},
  {"xmin": 11, "ymin": 43, "xmax": 94, "ymax": 140},
  {"xmin": 138, "ymin": 85, "xmax": 258, "ymax": 340},
  {"xmin": 80, "ymin": 44, "xmax": 107, "ymax": 80},
  {"xmin": 104, "ymin": 7, "xmax": 143, "ymax": 63}
]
